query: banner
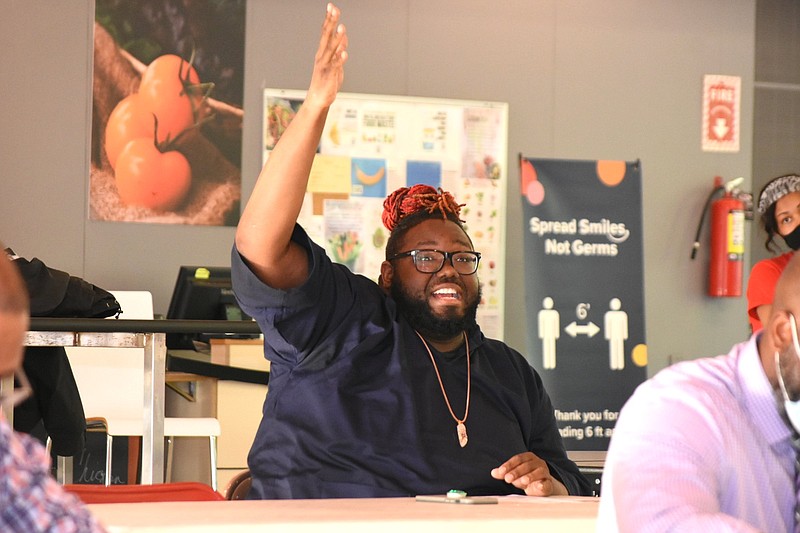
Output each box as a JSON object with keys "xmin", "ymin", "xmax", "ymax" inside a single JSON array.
[{"xmin": 520, "ymin": 157, "xmax": 647, "ymax": 451}]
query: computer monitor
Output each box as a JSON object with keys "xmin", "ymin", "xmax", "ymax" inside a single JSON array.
[{"xmin": 166, "ymin": 265, "xmax": 255, "ymax": 349}]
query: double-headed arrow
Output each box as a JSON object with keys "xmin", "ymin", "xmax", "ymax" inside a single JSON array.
[{"xmin": 564, "ymin": 321, "xmax": 600, "ymax": 338}]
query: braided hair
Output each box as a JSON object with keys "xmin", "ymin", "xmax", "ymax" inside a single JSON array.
[{"xmin": 382, "ymin": 185, "xmax": 468, "ymax": 259}]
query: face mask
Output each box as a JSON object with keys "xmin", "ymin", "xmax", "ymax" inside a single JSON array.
[
  {"xmin": 782, "ymin": 226, "xmax": 800, "ymax": 251},
  {"xmin": 775, "ymin": 313, "xmax": 800, "ymax": 433}
]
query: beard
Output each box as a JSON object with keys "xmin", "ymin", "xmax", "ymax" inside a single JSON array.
[{"xmin": 391, "ymin": 278, "xmax": 481, "ymax": 341}]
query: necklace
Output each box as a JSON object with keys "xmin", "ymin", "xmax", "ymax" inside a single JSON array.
[{"xmin": 415, "ymin": 330, "xmax": 471, "ymax": 448}]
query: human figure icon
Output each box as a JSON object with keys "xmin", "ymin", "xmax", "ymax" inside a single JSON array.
[
  {"xmin": 538, "ymin": 297, "xmax": 560, "ymax": 369},
  {"xmin": 605, "ymin": 298, "xmax": 628, "ymax": 370}
]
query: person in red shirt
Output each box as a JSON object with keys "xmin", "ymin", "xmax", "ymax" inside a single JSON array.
[{"xmin": 747, "ymin": 174, "xmax": 800, "ymax": 332}]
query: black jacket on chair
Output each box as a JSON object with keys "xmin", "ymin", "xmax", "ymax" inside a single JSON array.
[{"xmin": 7, "ymin": 249, "xmax": 121, "ymax": 456}]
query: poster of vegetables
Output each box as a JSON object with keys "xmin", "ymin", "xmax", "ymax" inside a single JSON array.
[
  {"xmin": 264, "ymin": 89, "xmax": 508, "ymax": 340},
  {"xmin": 90, "ymin": 0, "xmax": 246, "ymax": 225}
]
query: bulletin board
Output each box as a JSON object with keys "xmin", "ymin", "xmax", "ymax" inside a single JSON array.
[{"xmin": 263, "ymin": 89, "xmax": 508, "ymax": 340}]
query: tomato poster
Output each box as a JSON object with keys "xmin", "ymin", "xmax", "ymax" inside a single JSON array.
[
  {"xmin": 263, "ymin": 89, "xmax": 509, "ymax": 340},
  {"xmin": 90, "ymin": 0, "xmax": 246, "ymax": 226}
]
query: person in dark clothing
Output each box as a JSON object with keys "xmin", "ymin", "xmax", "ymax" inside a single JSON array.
[{"xmin": 232, "ymin": 3, "xmax": 589, "ymax": 500}]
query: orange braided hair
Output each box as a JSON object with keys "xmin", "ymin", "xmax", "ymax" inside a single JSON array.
[{"xmin": 381, "ymin": 185, "xmax": 465, "ymax": 232}]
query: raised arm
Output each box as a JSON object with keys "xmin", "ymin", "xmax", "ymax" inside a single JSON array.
[{"xmin": 235, "ymin": 3, "xmax": 348, "ymax": 289}]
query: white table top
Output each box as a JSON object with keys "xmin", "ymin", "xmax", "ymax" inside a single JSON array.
[{"xmin": 88, "ymin": 496, "xmax": 599, "ymax": 533}]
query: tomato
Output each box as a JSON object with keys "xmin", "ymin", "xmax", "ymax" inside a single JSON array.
[
  {"xmin": 138, "ymin": 54, "xmax": 202, "ymax": 144},
  {"xmin": 104, "ymin": 94, "xmax": 154, "ymax": 170},
  {"xmin": 114, "ymin": 138, "xmax": 192, "ymax": 211}
]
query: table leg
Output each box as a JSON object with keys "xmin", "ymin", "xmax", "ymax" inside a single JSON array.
[{"xmin": 141, "ymin": 332, "xmax": 166, "ymax": 484}]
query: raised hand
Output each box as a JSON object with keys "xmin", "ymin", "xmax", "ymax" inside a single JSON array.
[
  {"xmin": 306, "ymin": 3, "xmax": 349, "ymax": 111},
  {"xmin": 236, "ymin": 3, "xmax": 350, "ymax": 289}
]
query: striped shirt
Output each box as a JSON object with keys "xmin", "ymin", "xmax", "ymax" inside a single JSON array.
[
  {"xmin": 0, "ymin": 414, "xmax": 106, "ymax": 532},
  {"xmin": 597, "ymin": 334, "xmax": 795, "ymax": 532}
]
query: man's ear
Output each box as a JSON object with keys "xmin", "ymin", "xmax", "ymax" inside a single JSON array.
[
  {"xmin": 771, "ymin": 311, "xmax": 793, "ymax": 352},
  {"xmin": 379, "ymin": 261, "xmax": 394, "ymax": 292}
]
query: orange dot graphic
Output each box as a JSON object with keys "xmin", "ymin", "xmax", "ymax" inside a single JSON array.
[
  {"xmin": 631, "ymin": 344, "xmax": 648, "ymax": 367},
  {"xmin": 597, "ymin": 160, "xmax": 626, "ymax": 187},
  {"xmin": 520, "ymin": 158, "xmax": 536, "ymax": 188}
]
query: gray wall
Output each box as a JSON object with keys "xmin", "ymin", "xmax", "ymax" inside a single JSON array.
[{"xmin": 0, "ymin": 0, "xmax": 756, "ymax": 377}]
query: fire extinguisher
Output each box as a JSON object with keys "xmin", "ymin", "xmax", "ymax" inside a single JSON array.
[{"xmin": 691, "ymin": 176, "xmax": 746, "ymax": 297}]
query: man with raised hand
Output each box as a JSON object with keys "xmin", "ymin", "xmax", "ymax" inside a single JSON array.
[{"xmin": 233, "ymin": 3, "xmax": 588, "ymax": 500}]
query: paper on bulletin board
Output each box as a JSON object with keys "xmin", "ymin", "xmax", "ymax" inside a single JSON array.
[
  {"xmin": 263, "ymin": 89, "xmax": 508, "ymax": 340},
  {"xmin": 308, "ymin": 155, "xmax": 350, "ymax": 194}
]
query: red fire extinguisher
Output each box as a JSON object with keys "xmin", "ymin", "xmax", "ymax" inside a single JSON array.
[{"xmin": 691, "ymin": 176, "xmax": 746, "ymax": 297}]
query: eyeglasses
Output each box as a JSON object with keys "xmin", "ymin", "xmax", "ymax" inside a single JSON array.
[
  {"xmin": 389, "ymin": 249, "xmax": 481, "ymax": 275},
  {"xmin": 0, "ymin": 369, "xmax": 32, "ymax": 411}
]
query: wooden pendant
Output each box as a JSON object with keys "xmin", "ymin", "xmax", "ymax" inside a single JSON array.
[{"xmin": 457, "ymin": 422, "xmax": 468, "ymax": 447}]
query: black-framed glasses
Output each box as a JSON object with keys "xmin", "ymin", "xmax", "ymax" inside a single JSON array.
[
  {"xmin": 389, "ymin": 249, "xmax": 481, "ymax": 275},
  {"xmin": 0, "ymin": 369, "xmax": 32, "ymax": 411}
]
